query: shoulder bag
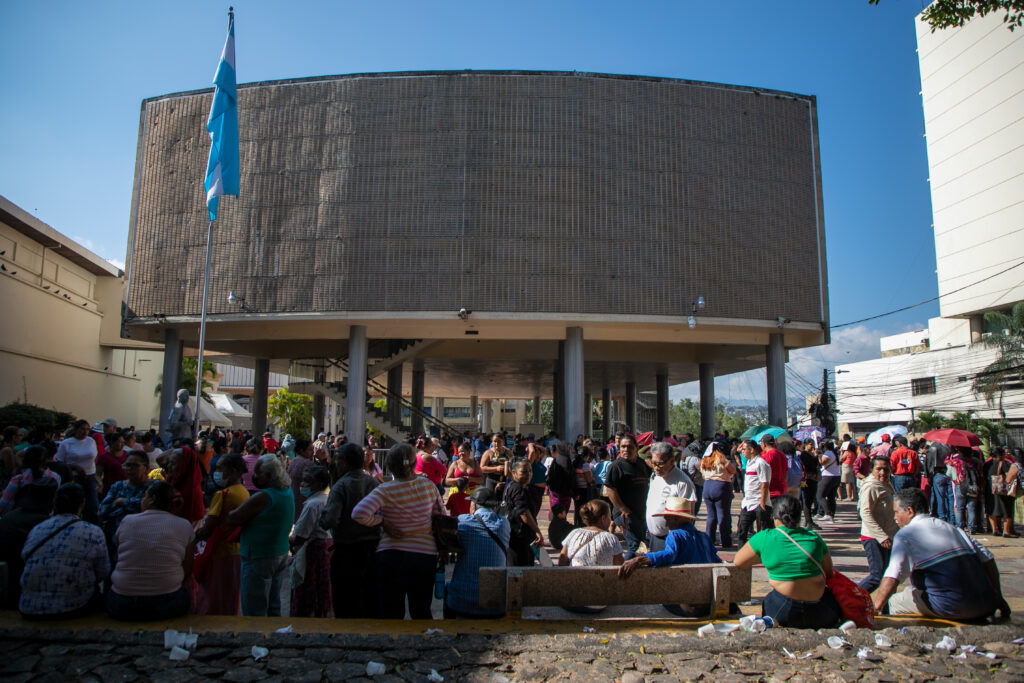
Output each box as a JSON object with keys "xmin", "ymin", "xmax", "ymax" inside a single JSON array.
[
  {"xmin": 776, "ymin": 527, "xmax": 876, "ymax": 629},
  {"xmin": 193, "ymin": 489, "xmax": 243, "ymax": 581},
  {"xmin": 472, "ymin": 514, "xmax": 509, "ymax": 562},
  {"xmin": 432, "ymin": 513, "xmax": 463, "ymax": 561}
]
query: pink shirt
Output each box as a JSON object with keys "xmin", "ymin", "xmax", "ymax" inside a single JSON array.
[
  {"xmin": 351, "ymin": 477, "xmax": 444, "ymax": 555},
  {"xmin": 111, "ymin": 509, "xmax": 194, "ymax": 596},
  {"xmin": 415, "ymin": 452, "xmax": 447, "ymax": 485}
]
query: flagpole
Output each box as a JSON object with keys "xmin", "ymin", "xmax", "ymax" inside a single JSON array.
[{"xmin": 192, "ymin": 218, "xmax": 215, "ymax": 439}]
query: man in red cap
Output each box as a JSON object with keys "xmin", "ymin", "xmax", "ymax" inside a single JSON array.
[
  {"xmin": 870, "ymin": 433, "xmax": 893, "ymax": 460},
  {"xmin": 888, "ymin": 436, "xmax": 920, "ymax": 492}
]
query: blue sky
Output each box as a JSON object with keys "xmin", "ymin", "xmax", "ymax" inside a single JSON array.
[{"xmin": 0, "ymin": 1, "xmax": 940, "ymax": 401}]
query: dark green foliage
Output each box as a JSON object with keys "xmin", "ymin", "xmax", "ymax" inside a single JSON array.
[
  {"xmin": 870, "ymin": 0, "xmax": 1024, "ymax": 32},
  {"xmin": 0, "ymin": 402, "xmax": 76, "ymax": 433}
]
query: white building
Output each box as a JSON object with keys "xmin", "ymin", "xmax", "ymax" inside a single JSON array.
[{"xmin": 835, "ymin": 11, "xmax": 1024, "ymax": 444}]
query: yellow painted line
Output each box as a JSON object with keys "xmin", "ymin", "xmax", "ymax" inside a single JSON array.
[{"xmin": 0, "ymin": 611, "xmax": 960, "ymax": 636}]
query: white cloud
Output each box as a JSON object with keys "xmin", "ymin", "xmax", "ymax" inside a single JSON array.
[
  {"xmin": 106, "ymin": 257, "xmax": 126, "ymax": 270},
  {"xmin": 669, "ymin": 323, "xmax": 926, "ymax": 404}
]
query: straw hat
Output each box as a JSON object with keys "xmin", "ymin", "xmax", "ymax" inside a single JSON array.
[{"xmin": 652, "ymin": 496, "xmax": 697, "ymax": 521}]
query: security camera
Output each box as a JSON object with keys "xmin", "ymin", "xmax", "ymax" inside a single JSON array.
[
  {"xmin": 777, "ymin": 316, "xmax": 791, "ymax": 327},
  {"xmin": 228, "ymin": 290, "xmax": 245, "ymax": 305},
  {"xmin": 458, "ymin": 307, "xmax": 471, "ymax": 321}
]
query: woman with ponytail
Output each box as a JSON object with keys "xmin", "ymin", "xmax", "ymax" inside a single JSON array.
[
  {"xmin": 732, "ymin": 494, "xmax": 841, "ymax": 629},
  {"xmin": 699, "ymin": 441, "xmax": 738, "ymax": 548}
]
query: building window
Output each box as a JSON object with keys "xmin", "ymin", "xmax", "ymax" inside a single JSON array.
[
  {"xmin": 444, "ymin": 407, "xmax": 472, "ymax": 419},
  {"xmin": 911, "ymin": 377, "xmax": 936, "ymax": 396}
]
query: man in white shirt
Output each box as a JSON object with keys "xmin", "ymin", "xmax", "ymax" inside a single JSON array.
[
  {"xmin": 737, "ymin": 442, "xmax": 771, "ymax": 547},
  {"xmin": 645, "ymin": 442, "xmax": 696, "ymax": 552}
]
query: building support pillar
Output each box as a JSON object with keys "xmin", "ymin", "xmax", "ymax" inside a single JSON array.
[
  {"xmin": 533, "ymin": 395, "xmax": 541, "ymax": 423},
  {"xmin": 767, "ymin": 333, "xmax": 787, "ymax": 427},
  {"xmin": 251, "ymin": 358, "xmax": 269, "ymax": 438},
  {"xmin": 564, "ymin": 327, "xmax": 585, "ymax": 441},
  {"xmin": 625, "ymin": 382, "xmax": 636, "ymax": 433},
  {"xmin": 656, "ymin": 373, "xmax": 669, "ymax": 439},
  {"xmin": 346, "ymin": 325, "xmax": 368, "ymax": 446},
  {"xmin": 584, "ymin": 392, "xmax": 593, "ymax": 436},
  {"xmin": 433, "ymin": 397, "xmax": 444, "ymax": 424},
  {"xmin": 386, "ymin": 361, "xmax": 403, "ymax": 427},
  {"xmin": 602, "ymin": 388, "xmax": 612, "ymax": 440},
  {"xmin": 312, "ymin": 367, "xmax": 325, "ymax": 437},
  {"xmin": 470, "ymin": 395, "xmax": 479, "ymax": 431},
  {"xmin": 411, "ymin": 359, "xmax": 425, "ymax": 436},
  {"xmin": 482, "ymin": 399, "xmax": 492, "ymax": 433},
  {"xmin": 159, "ymin": 328, "xmax": 183, "ymax": 442},
  {"xmin": 554, "ymin": 341, "xmax": 564, "ymax": 437},
  {"xmin": 699, "ymin": 362, "xmax": 715, "ymax": 441}
]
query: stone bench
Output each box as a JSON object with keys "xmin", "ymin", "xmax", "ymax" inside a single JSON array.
[{"xmin": 478, "ymin": 563, "xmax": 752, "ymax": 617}]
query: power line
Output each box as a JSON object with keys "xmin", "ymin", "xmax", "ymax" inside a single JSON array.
[{"xmin": 831, "ymin": 259, "xmax": 1024, "ymax": 329}]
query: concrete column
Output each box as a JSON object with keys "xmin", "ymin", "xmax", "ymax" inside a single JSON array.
[
  {"xmin": 656, "ymin": 373, "xmax": 669, "ymax": 439},
  {"xmin": 312, "ymin": 367, "xmax": 325, "ymax": 437},
  {"xmin": 158, "ymin": 328, "xmax": 183, "ymax": 442},
  {"xmin": 433, "ymin": 397, "xmax": 444, "ymax": 424},
  {"xmin": 766, "ymin": 333, "xmax": 787, "ymax": 427},
  {"xmin": 554, "ymin": 341, "xmax": 565, "ymax": 438},
  {"xmin": 564, "ymin": 327, "xmax": 585, "ymax": 441},
  {"xmin": 625, "ymin": 382, "xmax": 636, "ymax": 433},
  {"xmin": 346, "ymin": 325, "xmax": 368, "ymax": 445},
  {"xmin": 470, "ymin": 395, "xmax": 479, "ymax": 431},
  {"xmin": 482, "ymin": 399, "xmax": 492, "ymax": 433},
  {"xmin": 411, "ymin": 359, "xmax": 425, "ymax": 435},
  {"xmin": 386, "ymin": 363, "xmax": 403, "ymax": 426},
  {"xmin": 532, "ymin": 395, "xmax": 541, "ymax": 423},
  {"xmin": 251, "ymin": 358, "xmax": 269, "ymax": 437},
  {"xmin": 584, "ymin": 392, "xmax": 593, "ymax": 435},
  {"xmin": 699, "ymin": 362, "xmax": 715, "ymax": 441},
  {"xmin": 602, "ymin": 388, "xmax": 611, "ymax": 440}
]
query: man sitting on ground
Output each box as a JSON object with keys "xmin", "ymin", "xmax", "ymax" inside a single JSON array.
[{"xmin": 872, "ymin": 487, "xmax": 1010, "ymax": 621}]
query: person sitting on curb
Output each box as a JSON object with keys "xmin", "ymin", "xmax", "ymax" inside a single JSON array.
[
  {"xmin": 444, "ymin": 486, "xmax": 511, "ymax": 619},
  {"xmin": 872, "ymin": 487, "xmax": 1010, "ymax": 622},
  {"xmin": 617, "ymin": 496, "xmax": 730, "ymax": 617}
]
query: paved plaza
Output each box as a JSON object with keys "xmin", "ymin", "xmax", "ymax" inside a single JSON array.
[{"xmin": 2, "ymin": 493, "xmax": 1022, "ymax": 681}]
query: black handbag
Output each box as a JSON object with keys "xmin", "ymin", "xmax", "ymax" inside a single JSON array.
[{"xmin": 431, "ymin": 514, "xmax": 463, "ymax": 559}]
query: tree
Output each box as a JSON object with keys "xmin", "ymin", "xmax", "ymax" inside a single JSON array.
[
  {"xmin": 870, "ymin": 0, "xmax": 1024, "ymax": 32},
  {"xmin": 946, "ymin": 410, "xmax": 977, "ymax": 431},
  {"xmin": 267, "ymin": 389, "xmax": 313, "ymax": 439},
  {"xmin": 972, "ymin": 301, "xmax": 1024, "ymax": 418},
  {"xmin": 912, "ymin": 410, "xmax": 946, "ymax": 433},
  {"xmin": 154, "ymin": 357, "xmax": 217, "ymax": 402},
  {"xmin": 0, "ymin": 402, "xmax": 76, "ymax": 433},
  {"xmin": 973, "ymin": 418, "xmax": 1005, "ymax": 450}
]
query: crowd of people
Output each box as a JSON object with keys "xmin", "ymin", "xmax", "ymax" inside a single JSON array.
[{"xmin": 0, "ymin": 417, "xmax": 1017, "ymax": 627}]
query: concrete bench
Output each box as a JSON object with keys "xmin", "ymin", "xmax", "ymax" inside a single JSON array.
[{"xmin": 478, "ymin": 563, "xmax": 752, "ymax": 617}]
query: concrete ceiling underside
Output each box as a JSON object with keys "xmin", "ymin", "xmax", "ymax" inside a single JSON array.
[{"xmin": 206, "ymin": 339, "xmax": 779, "ymax": 399}]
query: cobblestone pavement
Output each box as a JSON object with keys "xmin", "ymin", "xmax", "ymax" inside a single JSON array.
[{"xmin": 1, "ymin": 621, "xmax": 1023, "ymax": 682}]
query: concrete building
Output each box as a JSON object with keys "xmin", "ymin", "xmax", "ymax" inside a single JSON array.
[
  {"xmin": 123, "ymin": 71, "xmax": 830, "ymax": 444},
  {"xmin": 0, "ymin": 195, "xmax": 163, "ymax": 428},
  {"xmin": 836, "ymin": 12, "xmax": 1024, "ymax": 444}
]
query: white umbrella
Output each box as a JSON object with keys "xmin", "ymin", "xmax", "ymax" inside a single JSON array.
[{"xmin": 867, "ymin": 425, "xmax": 908, "ymax": 445}]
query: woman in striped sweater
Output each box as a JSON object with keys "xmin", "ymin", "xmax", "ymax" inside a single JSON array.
[{"xmin": 352, "ymin": 443, "xmax": 445, "ymax": 619}]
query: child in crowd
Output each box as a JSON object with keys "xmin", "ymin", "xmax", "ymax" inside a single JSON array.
[
  {"xmin": 547, "ymin": 502, "xmax": 575, "ymax": 551},
  {"xmin": 446, "ymin": 477, "xmax": 471, "ymax": 517}
]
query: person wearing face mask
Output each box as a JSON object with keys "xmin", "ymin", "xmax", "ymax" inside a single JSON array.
[
  {"xmin": 289, "ymin": 466, "xmax": 332, "ymax": 617},
  {"xmin": 98, "ymin": 451, "xmax": 151, "ymax": 547},
  {"xmin": 106, "ymin": 480, "xmax": 195, "ymax": 620},
  {"xmin": 194, "ymin": 453, "xmax": 249, "ymax": 615}
]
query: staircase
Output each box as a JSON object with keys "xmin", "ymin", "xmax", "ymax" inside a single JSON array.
[
  {"xmin": 289, "ymin": 354, "xmax": 460, "ymax": 445},
  {"xmin": 366, "ymin": 339, "xmax": 440, "ymax": 379}
]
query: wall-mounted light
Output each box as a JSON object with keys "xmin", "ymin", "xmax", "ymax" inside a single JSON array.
[
  {"xmin": 777, "ymin": 316, "xmax": 791, "ymax": 328},
  {"xmin": 687, "ymin": 295, "xmax": 705, "ymax": 329}
]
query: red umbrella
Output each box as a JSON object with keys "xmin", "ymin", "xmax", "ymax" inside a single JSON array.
[
  {"xmin": 636, "ymin": 431, "xmax": 654, "ymax": 446},
  {"xmin": 922, "ymin": 428, "xmax": 981, "ymax": 448}
]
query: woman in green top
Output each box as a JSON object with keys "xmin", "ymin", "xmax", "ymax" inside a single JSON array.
[
  {"xmin": 228, "ymin": 454, "xmax": 295, "ymax": 617},
  {"xmin": 733, "ymin": 494, "xmax": 841, "ymax": 628}
]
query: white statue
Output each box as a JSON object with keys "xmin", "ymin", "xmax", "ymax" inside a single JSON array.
[{"xmin": 168, "ymin": 388, "xmax": 194, "ymax": 444}]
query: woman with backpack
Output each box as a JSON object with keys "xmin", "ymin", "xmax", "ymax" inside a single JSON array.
[{"xmin": 949, "ymin": 447, "xmax": 984, "ymax": 533}]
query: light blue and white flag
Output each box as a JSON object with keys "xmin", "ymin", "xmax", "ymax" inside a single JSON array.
[{"xmin": 204, "ymin": 10, "xmax": 239, "ymax": 221}]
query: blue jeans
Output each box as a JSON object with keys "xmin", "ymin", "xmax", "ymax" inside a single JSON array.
[
  {"xmin": 240, "ymin": 554, "xmax": 288, "ymax": 616},
  {"xmin": 702, "ymin": 480, "xmax": 733, "ymax": 547},
  {"xmin": 858, "ymin": 539, "xmax": 891, "ymax": 594},
  {"xmin": 931, "ymin": 474, "xmax": 954, "ymax": 524},
  {"xmin": 962, "ymin": 496, "xmax": 983, "ymax": 533},
  {"xmin": 892, "ymin": 474, "xmax": 918, "ymax": 492},
  {"xmin": 763, "ymin": 589, "xmax": 841, "ymax": 629},
  {"xmin": 615, "ymin": 512, "xmax": 648, "ymax": 560}
]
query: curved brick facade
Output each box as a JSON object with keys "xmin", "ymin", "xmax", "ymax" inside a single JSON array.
[{"xmin": 126, "ymin": 71, "xmax": 827, "ymax": 325}]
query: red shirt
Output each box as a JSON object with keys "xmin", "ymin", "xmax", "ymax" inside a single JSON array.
[
  {"xmin": 761, "ymin": 448, "xmax": 789, "ymax": 498},
  {"xmin": 415, "ymin": 452, "xmax": 447, "ymax": 485},
  {"xmin": 890, "ymin": 446, "xmax": 920, "ymax": 476}
]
